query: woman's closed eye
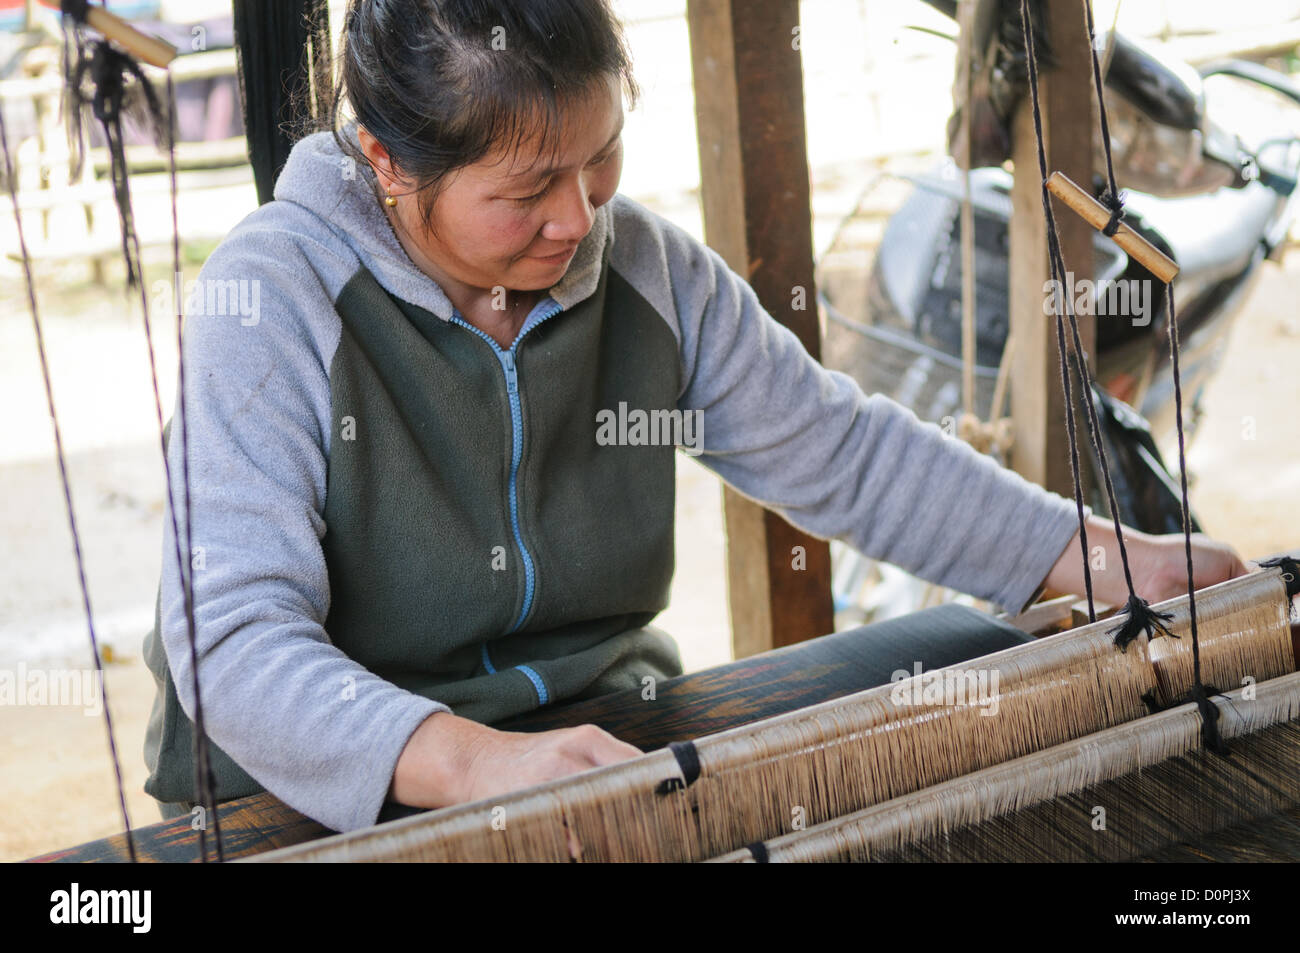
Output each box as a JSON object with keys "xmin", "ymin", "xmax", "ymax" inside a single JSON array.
[
  {"xmin": 510, "ymin": 184, "xmax": 552, "ymax": 205},
  {"xmin": 507, "ymin": 146, "xmax": 617, "ymax": 205}
]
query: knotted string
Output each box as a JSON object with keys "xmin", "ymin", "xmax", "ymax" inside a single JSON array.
[
  {"xmin": 1022, "ymin": 0, "xmax": 1240, "ymax": 757},
  {"xmin": 63, "ymin": 5, "xmax": 163, "ymax": 289},
  {"xmin": 1084, "ymin": 0, "xmax": 1127, "ymax": 240},
  {"xmin": 1019, "ymin": 0, "xmax": 1176, "ymax": 649},
  {"xmin": 59, "ymin": 0, "xmax": 223, "ymax": 860},
  {"xmin": 1086, "ymin": 0, "xmax": 1220, "ymax": 752}
]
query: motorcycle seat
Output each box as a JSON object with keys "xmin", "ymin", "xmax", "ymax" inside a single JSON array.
[{"xmin": 1123, "ymin": 180, "xmax": 1281, "ymax": 286}]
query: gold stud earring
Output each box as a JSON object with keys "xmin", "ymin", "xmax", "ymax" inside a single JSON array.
[{"xmin": 384, "ymin": 189, "xmax": 397, "ymax": 208}]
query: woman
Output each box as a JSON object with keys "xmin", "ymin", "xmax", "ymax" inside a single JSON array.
[{"xmin": 142, "ymin": 0, "xmax": 1247, "ymax": 833}]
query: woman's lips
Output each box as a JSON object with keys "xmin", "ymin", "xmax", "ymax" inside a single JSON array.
[{"xmin": 531, "ymin": 245, "xmax": 579, "ymax": 264}]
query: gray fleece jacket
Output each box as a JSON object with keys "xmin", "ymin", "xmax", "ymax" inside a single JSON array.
[{"xmin": 142, "ymin": 124, "xmax": 1082, "ymax": 833}]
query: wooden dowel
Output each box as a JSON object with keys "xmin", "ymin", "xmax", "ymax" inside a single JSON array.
[
  {"xmin": 41, "ymin": 1, "xmax": 177, "ymax": 69},
  {"xmin": 1045, "ymin": 171, "xmax": 1179, "ymax": 283}
]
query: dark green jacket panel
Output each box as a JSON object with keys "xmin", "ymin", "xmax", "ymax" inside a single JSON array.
[
  {"xmin": 322, "ymin": 268, "xmax": 519, "ymax": 681},
  {"xmin": 320, "ymin": 259, "xmax": 684, "ymax": 720}
]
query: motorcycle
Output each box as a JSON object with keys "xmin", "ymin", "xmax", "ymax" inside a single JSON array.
[{"xmin": 821, "ymin": 1, "xmax": 1300, "ymax": 622}]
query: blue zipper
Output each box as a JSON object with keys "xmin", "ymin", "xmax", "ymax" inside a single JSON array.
[{"xmin": 448, "ymin": 298, "xmax": 564, "ymax": 686}]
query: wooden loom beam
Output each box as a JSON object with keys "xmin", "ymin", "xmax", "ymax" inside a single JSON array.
[{"xmin": 686, "ymin": 0, "xmax": 834, "ymax": 657}]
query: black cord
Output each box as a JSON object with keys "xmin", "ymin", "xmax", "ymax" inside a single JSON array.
[
  {"xmin": 0, "ymin": 77, "xmax": 137, "ymax": 863},
  {"xmin": 164, "ymin": 73, "xmax": 224, "ymax": 862},
  {"xmin": 1017, "ymin": 0, "xmax": 1097, "ymax": 625},
  {"xmin": 58, "ymin": 3, "xmax": 224, "ymax": 861},
  {"xmin": 1019, "ymin": 0, "xmax": 1179, "ymax": 649}
]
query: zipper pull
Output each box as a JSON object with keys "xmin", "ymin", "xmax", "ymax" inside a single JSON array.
[{"xmin": 502, "ymin": 352, "xmax": 518, "ymax": 395}]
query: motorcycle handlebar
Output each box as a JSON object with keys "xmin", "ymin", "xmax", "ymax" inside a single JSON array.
[{"xmin": 1199, "ymin": 58, "xmax": 1300, "ymax": 108}]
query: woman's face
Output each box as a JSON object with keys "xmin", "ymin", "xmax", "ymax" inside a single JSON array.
[{"xmin": 359, "ymin": 74, "xmax": 625, "ymax": 297}]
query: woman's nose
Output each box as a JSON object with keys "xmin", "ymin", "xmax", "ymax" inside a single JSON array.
[{"xmin": 541, "ymin": 176, "xmax": 596, "ymax": 243}]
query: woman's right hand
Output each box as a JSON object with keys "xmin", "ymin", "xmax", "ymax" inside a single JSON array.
[{"xmin": 389, "ymin": 711, "xmax": 642, "ymax": 810}]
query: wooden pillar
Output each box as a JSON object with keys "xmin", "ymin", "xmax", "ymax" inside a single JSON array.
[
  {"xmin": 686, "ymin": 0, "xmax": 834, "ymax": 658},
  {"xmin": 1008, "ymin": 0, "xmax": 1096, "ymax": 497}
]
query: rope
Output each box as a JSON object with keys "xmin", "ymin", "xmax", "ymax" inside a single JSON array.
[
  {"xmin": 58, "ymin": 1, "xmax": 223, "ymax": 860},
  {"xmin": 1018, "ymin": 0, "xmax": 1177, "ymax": 648},
  {"xmin": 1016, "ymin": 0, "xmax": 1098, "ymax": 626},
  {"xmin": 1019, "ymin": 0, "xmax": 1231, "ymax": 756},
  {"xmin": 1084, "ymin": 0, "xmax": 1126, "ymax": 239},
  {"xmin": 165, "ymin": 73, "xmax": 224, "ymax": 861},
  {"xmin": 0, "ymin": 81, "xmax": 136, "ymax": 862}
]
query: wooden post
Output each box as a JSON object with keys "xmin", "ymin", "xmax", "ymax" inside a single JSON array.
[
  {"xmin": 1008, "ymin": 0, "xmax": 1096, "ymax": 498},
  {"xmin": 687, "ymin": 0, "xmax": 834, "ymax": 658}
]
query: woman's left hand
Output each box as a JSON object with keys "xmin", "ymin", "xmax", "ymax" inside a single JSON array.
[
  {"xmin": 1125, "ymin": 530, "xmax": 1252, "ymax": 604},
  {"xmin": 1044, "ymin": 515, "xmax": 1252, "ymax": 608}
]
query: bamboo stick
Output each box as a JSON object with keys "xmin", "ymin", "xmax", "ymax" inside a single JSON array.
[
  {"xmin": 1045, "ymin": 171, "xmax": 1179, "ymax": 283},
  {"xmin": 41, "ymin": 1, "xmax": 177, "ymax": 69}
]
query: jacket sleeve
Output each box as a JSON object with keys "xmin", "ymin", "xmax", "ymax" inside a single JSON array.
[
  {"xmin": 157, "ymin": 224, "xmax": 449, "ymax": 833},
  {"xmin": 667, "ymin": 228, "xmax": 1085, "ymax": 616}
]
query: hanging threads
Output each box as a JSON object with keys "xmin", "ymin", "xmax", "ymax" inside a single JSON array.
[
  {"xmin": 1017, "ymin": 0, "xmax": 1176, "ymax": 649},
  {"xmin": 1020, "ymin": 0, "xmax": 1238, "ymax": 754},
  {"xmin": 58, "ymin": 0, "xmax": 223, "ymax": 859},
  {"xmin": 1081, "ymin": 0, "xmax": 1223, "ymax": 752},
  {"xmin": 1015, "ymin": 0, "xmax": 1098, "ymax": 626},
  {"xmin": 0, "ymin": 85, "xmax": 137, "ymax": 866}
]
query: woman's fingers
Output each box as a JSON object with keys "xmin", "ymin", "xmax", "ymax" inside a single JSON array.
[
  {"xmin": 464, "ymin": 724, "xmax": 643, "ymax": 803},
  {"xmin": 572, "ymin": 724, "xmax": 642, "ymax": 765}
]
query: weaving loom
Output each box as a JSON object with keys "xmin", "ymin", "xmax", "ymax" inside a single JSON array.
[
  {"xmin": 237, "ymin": 567, "xmax": 1299, "ymax": 863},
  {"xmin": 11, "ymin": 2, "xmax": 1300, "ymax": 866}
]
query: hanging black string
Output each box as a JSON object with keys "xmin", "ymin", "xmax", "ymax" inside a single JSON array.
[
  {"xmin": 1022, "ymin": 0, "xmax": 1230, "ymax": 754},
  {"xmin": 1019, "ymin": 0, "xmax": 1176, "ymax": 647},
  {"xmin": 1164, "ymin": 284, "xmax": 1227, "ymax": 753},
  {"xmin": 0, "ymin": 79, "xmax": 136, "ymax": 862},
  {"xmin": 62, "ymin": 4, "xmax": 162, "ymax": 290},
  {"xmin": 165, "ymin": 73, "xmax": 224, "ymax": 861},
  {"xmin": 59, "ymin": 1, "xmax": 223, "ymax": 860},
  {"xmin": 1080, "ymin": 0, "xmax": 1223, "ymax": 750},
  {"xmin": 1016, "ymin": 0, "xmax": 1097, "ymax": 626},
  {"xmin": 1083, "ymin": 0, "xmax": 1126, "ymax": 240}
]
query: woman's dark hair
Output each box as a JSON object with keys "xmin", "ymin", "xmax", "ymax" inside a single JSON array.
[{"xmin": 333, "ymin": 0, "xmax": 638, "ymax": 227}]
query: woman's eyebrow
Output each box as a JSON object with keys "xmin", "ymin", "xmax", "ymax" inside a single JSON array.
[{"xmin": 507, "ymin": 117, "xmax": 625, "ymax": 185}]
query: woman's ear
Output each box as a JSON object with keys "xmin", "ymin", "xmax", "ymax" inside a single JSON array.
[{"xmin": 356, "ymin": 125, "xmax": 401, "ymax": 192}]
